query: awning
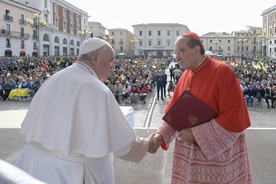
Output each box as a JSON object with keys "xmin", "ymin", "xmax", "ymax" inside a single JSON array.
[{"xmin": 20, "ymin": 50, "xmax": 26, "ymax": 56}]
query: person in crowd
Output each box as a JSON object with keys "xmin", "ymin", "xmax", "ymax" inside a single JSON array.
[
  {"xmin": 173, "ymin": 66, "xmax": 181, "ymax": 84},
  {"xmin": 129, "ymin": 83, "xmax": 139, "ymax": 104},
  {"xmin": 2, "ymin": 75, "xmax": 16, "ymax": 101},
  {"xmin": 113, "ymin": 80, "xmax": 123, "ymax": 103},
  {"xmin": 271, "ymin": 85, "xmax": 276, "ymax": 108},
  {"xmin": 167, "ymin": 80, "xmax": 175, "ymax": 97},
  {"xmin": 122, "ymin": 81, "xmax": 131, "ymax": 101},
  {"xmin": 254, "ymin": 83, "xmax": 265, "ymax": 104},
  {"xmin": 169, "ymin": 65, "xmax": 175, "ymax": 82},
  {"xmin": 28, "ymin": 77, "xmax": 41, "ymax": 97},
  {"xmin": 15, "ymin": 38, "xmax": 155, "ymax": 184},
  {"xmin": 244, "ymin": 86, "xmax": 256, "ymax": 106},
  {"xmin": 106, "ymin": 80, "xmax": 114, "ymax": 93},
  {"xmin": 154, "ymin": 70, "xmax": 164, "ymax": 100},
  {"xmin": 263, "ymin": 83, "xmax": 272, "ymax": 108},
  {"xmin": 161, "ymin": 69, "xmax": 167, "ymax": 98},
  {"xmin": 149, "ymin": 32, "xmax": 252, "ymax": 183},
  {"xmin": 139, "ymin": 84, "xmax": 149, "ymax": 103}
]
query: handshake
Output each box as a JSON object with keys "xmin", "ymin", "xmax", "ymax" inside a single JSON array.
[{"xmin": 146, "ymin": 133, "xmax": 164, "ymax": 154}]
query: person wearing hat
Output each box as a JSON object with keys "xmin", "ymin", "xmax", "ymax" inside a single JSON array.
[
  {"xmin": 150, "ymin": 32, "xmax": 252, "ymax": 183},
  {"xmin": 15, "ymin": 38, "xmax": 155, "ymax": 184}
]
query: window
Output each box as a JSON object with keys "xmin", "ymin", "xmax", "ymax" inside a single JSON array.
[
  {"xmin": 228, "ymin": 47, "xmax": 230, "ymax": 51},
  {"xmin": 149, "ymin": 31, "xmax": 151, "ymax": 36},
  {"xmin": 167, "ymin": 40, "xmax": 170, "ymax": 46},
  {"xmin": 63, "ymin": 38, "xmax": 67, "ymax": 44},
  {"xmin": 158, "ymin": 31, "xmax": 161, "ymax": 36},
  {"xmin": 176, "ymin": 31, "xmax": 179, "ymax": 36},
  {"xmin": 228, "ymin": 40, "xmax": 230, "ymax": 43},
  {"xmin": 43, "ymin": 34, "xmax": 49, "ymax": 41},
  {"xmin": 149, "ymin": 40, "xmax": 151, "ymax": 46},
  {"xmin": 21, "ymin": 40, "xmax": 25, "ymax": 49},
  {"xmin": 167, "ymin": 31, "xmax": 170, "ymax": 36},
  {"xmin": 54, "ymin": 18, "xmax": 58, "ymax": 27},
  {"xmin": 139, "ymin": 31, "xmax": 142, "ymax": 36},
  {"xmin": 63, "ymin": 9, "xmax": 66, "ymax": 17},
  {"xmin": 63, "ymin": 21, "xmax": 66, "ymax": 31},
  {"xmin": 19, "ymin": 14, "xmax": 24, "ymax": 24},
  {"xmin": 20, "ymin": 27, "xmax": 24, "ymax": 37},
  {"xmin": 120, "ymin": 31, "xmax": 123, "ymax": 35},
  {"xmin": 44, "ymin": 0, "xmax": 47, "ymax": 8},
  {"xmin": 44, "ymin": 14, "xmax": 48, "ymax": 23},
  {"xmin": 54, "ymin": 36, "xmax": 59, "ymax": 43},
  {"xmin": 70, "ymin": 12, "xmax": 73, "ymax": 20},
  {"xmin": 54, "ymin": 5, "xmax": 58, "ymax": 13},
  {"xmin": 139, "ymin": 40, "xmax": 142, "ymax": 46},
  {"xmin": 6, "ymin": 24, "xmax": 10, "ymax": 35},
  {"xmin": 6, "ymin": 38, "xmax": 11, "ymax": 48},
  {"xmin": 158, "ymin": 40, "xmax": 161, "ymax": 46}
]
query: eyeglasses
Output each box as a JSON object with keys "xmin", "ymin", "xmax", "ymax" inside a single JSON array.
[{"xmin": 173, "ymin": 48, "xmax": 190, "ymax": 58}]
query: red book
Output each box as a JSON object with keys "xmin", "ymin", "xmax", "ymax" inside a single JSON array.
[{"xmin": 162, "ymin": 90, "xmax": 218, "ymax": 131}]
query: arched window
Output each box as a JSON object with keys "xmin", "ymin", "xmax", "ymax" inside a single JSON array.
[
  {"xmin": 43, "ymin": 34, "xmax": 49, "ymax": 41},
  {"xmin": 77, "ymin": 41, "xmax": 80, "ymax": 46},
  {"xmin": 70, "ymin": 40, "xmax": 74, "ymax": 46},
  {"xmin": 54, "ymin": 36, "xmax": 59, "ymax": 43},
  {"xmin": 63, "ymin": 38, "xmax": 67, "ymax": 44}
]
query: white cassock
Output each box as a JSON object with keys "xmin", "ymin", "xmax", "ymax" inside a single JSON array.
[{"xmin": 15, "ymin": 62, "xmax": 149, "ymax": 184}]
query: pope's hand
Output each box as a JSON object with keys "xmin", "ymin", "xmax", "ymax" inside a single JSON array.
[{"xmin": 147, "ymin": 133, "xmax": 163, "ymax": 154}]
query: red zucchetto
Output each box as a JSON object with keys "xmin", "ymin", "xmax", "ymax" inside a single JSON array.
[{"xmin": 182, "ymin": 32, "xmax": 202, "ymax": 43}]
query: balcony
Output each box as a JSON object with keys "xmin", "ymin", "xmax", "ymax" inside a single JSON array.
[
  {"xmin": 19, "ymin": 19, "xmax": 26, "ymax": 25},
  {"xmin": 0, "ymin": 29, "xmax": 30, "ymax": 39},
  {"xmin": 4, "ymin": 15, "xmax": 13, "ymax": 22}
]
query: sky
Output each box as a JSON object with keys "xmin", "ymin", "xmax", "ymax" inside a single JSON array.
[{"xmin": 66, "ymin": 0, "xmax": 276, "ymax": 36}]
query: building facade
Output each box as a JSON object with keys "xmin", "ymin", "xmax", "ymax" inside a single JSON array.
[
  {"xmin": 201, "ymin": 32, "xmax": 235, "ymax": 57},
  {"xmin": 201, "ymin": 26, "xmax": 262, "ymax": 60},
  {"xmin": 261, "ymin": 5, "xmax": 276, "ymax": 58},
  {"xmin": 132, "ymin": 23, "xmax": 190, "ymax": 58},
  {"xmin": 0, "ymin": 0, "xmax": 39, "ymax": 57},
  {"xmin": 87, "ymin": 21, "xmax": 106, "ymax": 39},
  {"xmin": 0, "ymin": 0, "xmax": 90, "ymax": 57},
  {"xmin": 107, "ymin": 28, "xmax": 134, "ymax": 57}
]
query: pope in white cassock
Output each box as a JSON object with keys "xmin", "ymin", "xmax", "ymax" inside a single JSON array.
[{"xmin": 15, "ymin": 38, "xmax": 155, "ymax": 184}]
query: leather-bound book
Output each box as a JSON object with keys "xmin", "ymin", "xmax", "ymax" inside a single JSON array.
[{"xmin": 162, "ymin": 90, "xmax": 218, "ymax": 131}]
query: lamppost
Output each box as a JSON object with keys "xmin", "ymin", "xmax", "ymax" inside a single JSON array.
[
  {"xmin": 238, "ymin": 37, "xmax": 247, "ymax": 64},
  {"xmin": 258, "ymin": 34, "xmax": 271, "ymax": 57},
  {"xmin": 131, "ymin": 38, "xmax": 138, "ymax": 57},
  {"xmin": 213, "ymin": 39, "xmax": 220, "ymax": 55},
  {"xmin": 78, "ymin": 27, "xmax": 91, "ymax": 44},
  {"xmin": 102, "ymin": 35, "xmax": 112, "ymax": 43},
  {"xmin": 26, "ymin": 13, "xmax": 46, "ymax": 57}
]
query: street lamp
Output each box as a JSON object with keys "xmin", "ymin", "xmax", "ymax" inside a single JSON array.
[
  {"xmin": 78, "ymin": 26, "xmax": 91, "ymax": 44},
  {"xmin": 26, "ymin": 13, "xmax": 46, "ymax": 57},
  {"xmin": 131, "ymin": 38, "xmax": 138, "ymax": 57},
  {"xmin": 238, "ymin": 37, "xmax": 247, "ymax": 64},
  {"xmin": 258, "ymin": 34, "xmax": 271, "ymax": 57},
  {"xmin": 102, "ymin": 35, "xmax": 113, "ymax": 43},
  {"xmin": 213, "ymin": 39, "xmax": 220, "ymax": 55}
]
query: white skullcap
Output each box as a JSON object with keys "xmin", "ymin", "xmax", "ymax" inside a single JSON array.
[{"xmin": 79, "ymin": 38, "xmax": 108, "ymax": 55}]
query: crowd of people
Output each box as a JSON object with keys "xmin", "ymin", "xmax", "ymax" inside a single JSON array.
[{"xmin": 0, "ymin": 52, "xmax": 276, "ymax": 109}]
